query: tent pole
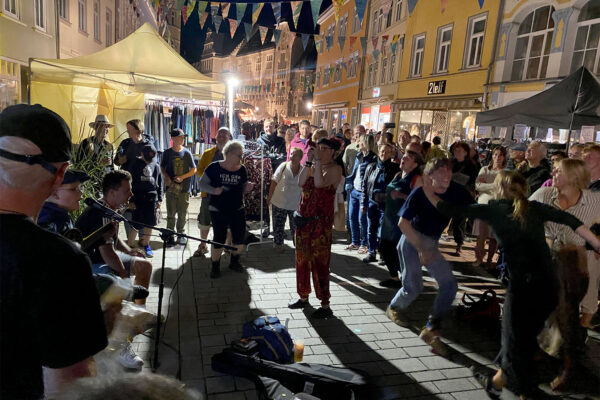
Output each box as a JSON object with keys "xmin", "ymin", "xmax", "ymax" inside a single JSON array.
[{"xmin": 566, "ymin": 67, "xmax": 585, "ymax": 151}]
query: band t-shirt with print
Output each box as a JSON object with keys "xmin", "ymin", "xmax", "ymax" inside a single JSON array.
[
  {"xmin": 160, "ymin": 147, "xmax": 196, "ymax": 193},
  {"xmin": 204, "ymin": 161, "xmax": 248, "ymax": 211}
]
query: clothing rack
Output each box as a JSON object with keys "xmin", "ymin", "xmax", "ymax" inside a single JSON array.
[{"xmin": 243, "ymin": 140, "xmax": 273, "ymax": 251}]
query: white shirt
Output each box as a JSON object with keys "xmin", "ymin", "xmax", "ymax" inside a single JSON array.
[{"xmin": 271, "ymin": 162, "xmax": 302, "ymax": 211}]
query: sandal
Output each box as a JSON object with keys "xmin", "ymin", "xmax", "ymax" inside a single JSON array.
[
  {"xmin": 344, "ymin": 244, "xmax": 359, "ymax": 250},
  {"xmin": 357, "ymin": 246, "xmax": 368, "ymax": 254}
]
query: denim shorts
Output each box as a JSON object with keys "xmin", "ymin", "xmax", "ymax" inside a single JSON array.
[{"xmin": 91, "ymin": 251, "xmax": 134, "ymax": 276}]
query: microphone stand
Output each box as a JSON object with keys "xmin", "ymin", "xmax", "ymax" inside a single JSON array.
[{"xmin": 101, "ymin": 209, "xmax": 236, "ymax": 370}]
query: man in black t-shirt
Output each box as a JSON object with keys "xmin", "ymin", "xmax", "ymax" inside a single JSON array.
[{"xmin": 0, "ymin": 104, "xmax": 107, "ymax": 399}]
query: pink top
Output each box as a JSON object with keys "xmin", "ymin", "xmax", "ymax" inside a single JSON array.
[{"xmin": 287, "ymin": 132, "xmax": 312, "ymax": 165}]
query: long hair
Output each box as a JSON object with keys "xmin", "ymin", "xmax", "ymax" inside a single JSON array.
[
  {"xmin": 493, "ymin": 170, "xmax": 529, "ymax": 225},
  {"xmin": 558, "ymin": 158, "xmax": 590, "ymax": 191}
]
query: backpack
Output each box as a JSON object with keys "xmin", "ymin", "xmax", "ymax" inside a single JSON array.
[{"xmin": 242, "ymin": 316, "xmax": 294, "ymax": 364}]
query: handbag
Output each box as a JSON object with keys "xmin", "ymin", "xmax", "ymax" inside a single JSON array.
[{"xmin": 293, "ymin": 211, "xmax": 318, "ymax": 229}]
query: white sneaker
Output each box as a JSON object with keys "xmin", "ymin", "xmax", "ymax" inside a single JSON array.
[{"xmin": 119, "ymin": 342, "xmax": 144, "ymax": 369}]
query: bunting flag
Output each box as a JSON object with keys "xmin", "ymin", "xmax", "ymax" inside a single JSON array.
[
  {"xmin": 315, "ymin": 40, "xmax": 322, "ymax": 53},
  {"xmin": 338, "ymin": 34, "xmax": 345, "ymax": 51},
  {"xmin": 355, "ymin": 0, "xmax": 367, "ymax": 25},
  {"xmin": 478, "ymin": 0, "xmax": 484, "ymax": 8},
  {"xmin": 229, "ymin": 19, "xmax": 238, "ymax": 38},
  {"xmin": 273, "ymin": 29, "xmax": 282, "ymax": 45},
  {"xmin": 360, "ymin": 36, "xmax": 367, "ymax": 50},
  {"xmin": 381, "ymin": 35, "xmax": 389, "ymax": 55},
  {"xmin": 181, "ymin": 3, "xmax": 188, "ymax": 25},
  {"xmin": 200, "ymin": 11, "xmax": 209, "ymax": 29},
  {"xmin": 187, "ymin": 0, "xmax": 195, "ymax": 19},
  {"xmin": 292, "ymin": 1, "xmax": 302, "ymax": 29},
  {"xmin": 332, "ymin": 0, "xmax": 344, "ymax": 21},
  {"xmin": 176, "ymin": 0, "xmax": 185, "ymax": 8},
  {"xmin": 372, "ymin": 49, "xmax": 380, "ymax": 60},
  {"xmin": 259, "ymin": 26, "xmax": 268, "ymax": 44},
  {"xmin": 372, "ymin": 37, "xmax": 378, "ymax": 50},
  {"xmin": 251, "ymin": 3, "xmax": 264, "ymax": 25},
  {"xmin": 197, "ymin": 1, "xmax": 207, "ymax": 16},
  {"xmin": 210, "ymin": 4, "xmax": 222, "ymax": 32},
  {"xmin": 325, "ymin": 35, "xmax": 333, "ymax": 50},
  {"xmin": 244, "ymin": 22, "xmax": 252, "ymax": 41},
  {"xmin": 301, "ymin": 33, "xmax": 310, "ymax": 50},
  {"xmin": 349, "ymin": 36, "xmax": 357, "ymax": 48},
  {"xmin": 391, "ymin": 35, "xmax": 399, "ymax": 54},
  {"xmin": 441, "ymin": 0, "xmax": 448, "ymax": 13},
  {"xmin": 310, "ymin": 0, "xmax": 323, "ymax": 28},
  {"xmin": 220, "ymin": 2, "xmax": 230, "ymax": 18},
  {"xmin": 235, "ymin": 3, "xmax": 247, "ymax": 25},
  {"xmin": 407, "ymin": 0, "xmax": 418, "ymax": 15},
  {"xmin": 272, "ymin": 2, "xmax": 281, "ymax": 24}
]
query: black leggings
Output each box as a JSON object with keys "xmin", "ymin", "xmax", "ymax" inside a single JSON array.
[{"xmin": 210, "ymin": 208, "xmax": 246, "ymax": 248}]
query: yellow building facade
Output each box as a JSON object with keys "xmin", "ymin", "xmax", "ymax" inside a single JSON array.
[
  {"xmin": 394, "ymin": 0, "xmax": 502, "ymax": 144},
  {"xmin": 312, "ymin": 1, "xmax": 369, "ymax": 131}
]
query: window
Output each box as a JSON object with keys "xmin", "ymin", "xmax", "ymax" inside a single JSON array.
[
  {"xmin": 105, "ymin": 8, "xmax": 112, "ymax": 45},
  {"xmin": 465, "ymin": 15, "xmax": 486, "ymax": 68},
  {"xmin": 386, "ymin": 8, "xmax": 392, "ymax": 28},
  {"xmin": 266, "ymin": 55, "xmax": 273, "ymax": 70},
  {"xmin": 511, "ymin": 6, "xmax": 553, "ymax": 80},
  {"xmin": 372, "ymin": 61, "xmax": 379, "ymax": 86},
  {"xmin": 78, "ymin": 0, "xmax": 87, "ymax": 32},
  {"xmin": 334, "ymin": 60, "xmax": 342, "ymax": 83},
  {"xmin": 255, "ymin": 57, "xmax": 261, "ymax": 72},
  {"xmin": 3, "ymin": 0, "xmax": 19, "ymax": 18},
  {"xmin": 351, "ymin": 12, "xmax": 361, "ymax": 34},
  {"xmin": 411, "ymin": 34, "xmax": 425, "ymax": 76},
  {"xmin": 394, "ymin": 0, "xmax": 403, "ymax": 22},
  {"xmin": 327, "ymin": 23, "xmax": 335, "ymax": 44},
  {"xmin": 348, "ymin": 52, "xmax": 359, "ymax": 78},
  {"xmin": 367, "ymin": 64, "xmax": 374, "ymax": 86},
  {"xmin": 316, "ymin": 70, "xmax": 321, "ymax": 88},
  {"xmin": 323, "ymin": 65, "xmax": 331, "ymax": 86},
  {"xmin": 338, "ymin": 14, "xmax": 348, "ymax": 40},
  {"xmin": 371, "ymin": 9, "xmax": 379, "ymax": 35},
  {"xmin": 115, "ymin": 1, "xmax": 119, "ymax": 39},
  {"xmin": 389, "ymin": 53, "xmax": 396, "ymax": 82},
  {"xmin": 34, "ymin": 0, "xmax": 45, "ymax": 30},
  {"xmin": 279, "ymin": 53, "xmax": 286, "ymax": 69},
  {"xmin": 377, "ymin": 8, "xmax": 384, "ymax": 33},
  {"xmin": 93, "ymin": 0, "xmax": 100, "ymax": 40},
  {"xmin": 435, "ymin": 25, "xmax": 453, "ymax": 73},
  {"xmin": 571, "ymin": 2, "xmax": 600, "ymax": 74},
  {"xmin": 380, "ymin": 57, "xmax": 388, "ymax": 84},
  {"xmin": 58, "ymin": 0, "xmax": 68, "ymax": 20}
]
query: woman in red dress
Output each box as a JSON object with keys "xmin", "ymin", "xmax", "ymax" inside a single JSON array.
[{"xmin": 288, "ymin": 138, "xmax": 343, "ymax": 318}]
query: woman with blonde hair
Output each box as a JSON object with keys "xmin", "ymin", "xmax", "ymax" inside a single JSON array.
[
  {"xmin": 530, "ymin": 158, "xmax": 600, "ymax": 390},
  {"xmin": 423, "ymin": 170, "xmax": 600, "ymax": 399}
]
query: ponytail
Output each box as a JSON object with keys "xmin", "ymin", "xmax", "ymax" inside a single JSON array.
[
  {"xmin": 493, "ymin": 170, "xmax": 530, "ymax": 226},
  {"xmin": 512, "ymin": 194, "xmax": 528, "ymax": 226}
]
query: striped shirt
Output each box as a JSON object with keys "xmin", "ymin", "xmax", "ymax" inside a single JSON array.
[{"xmin": 530, "ymin": 187, "xmax": 600, "ymax": 247}]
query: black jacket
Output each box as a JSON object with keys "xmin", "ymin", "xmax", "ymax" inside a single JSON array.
[
  {"xmin": 257, "ymin": 133, "xmax": 286, "ymax": 155},
  {"xmin": 362, "ymin": 159, "xmax": 400, "ymax": 207},
  {"xmin": 345, "ymin": 151, "xmax": 377, "ymax": 192}
]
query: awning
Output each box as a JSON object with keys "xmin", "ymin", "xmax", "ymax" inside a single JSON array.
[
  {"xmin": 392, "ymin": 96, "xmax": 482, "ymax": 112},
  {"xmin": 312, "ymin": 101, "xmax": 349, "ymax": 109}
]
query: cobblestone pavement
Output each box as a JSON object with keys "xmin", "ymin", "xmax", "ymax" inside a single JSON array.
[{"xmin": 124, "ymin": 197, "xmax": 600, "ymax": 399}]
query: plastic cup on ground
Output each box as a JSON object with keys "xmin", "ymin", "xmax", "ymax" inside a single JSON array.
[{"xmin": 293, "ymin": 339, "xmax": 304, "ymax": 362}]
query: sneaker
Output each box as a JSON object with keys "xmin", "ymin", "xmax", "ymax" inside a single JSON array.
[
  {"xmin": 165, "ymin": 235, "xmax": 177, "ymax": 247},
  {"xmin": 228, "ymin": 255, "xmax": 244, "ymax": 272},
  {"xmin": 379, "ymin": 278, "xmax": 403, "ymax": 288},
  {"xmin": 473, "ymin": 369, "xmax": 502, "ymax": 400},
  {"xmin": 143, "ymin": 244, "xmax": 154, "ymax": 258},
  {"xmin": 119, "ymin": 342, "xmax": 144, "ymax": 369},
  {"xmin": 177, "ymin": 235, "xmax": 187, "ymax": 246},
  {"xmin": 419, "ymin": 328, "xmax": 449, "ymax": 357},
  {"xmin": 311, "ymin": 307, "xmax": 333, "ymax": 319},
  {"xmin": 132, "ymin": 285, "xmax": 149, "ymax": 301},
  {"xmin": 362, "ymin": 253, "xmax": 377, "ymax": 263},
  {"xmin": 288, "ymin": 299, "xmax": 310, "ymax": 309},
  {"xmin": 385, "ymin": 305, "xmax": 411, "ymax": 327}
]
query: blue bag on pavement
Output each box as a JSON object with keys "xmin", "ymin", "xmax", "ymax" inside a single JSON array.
[{"xmin": 242, "ymin": 316, "xmax": 294, "ymax": 364}]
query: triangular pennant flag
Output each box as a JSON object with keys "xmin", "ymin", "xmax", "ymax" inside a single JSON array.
[
  {"xmin": 392, "ymin": 34, "xmax": 399, "ymax": 44},
  {"xmin": 310, "ymin": 0, "xmax": 323, "ymax": 28},
  {"xmin": 187, "ymin": 0, "xmax": 195, "ymax": 20},
  {"xmin": 349, "ymin": 36, "xmax": 357, "ymax": 48},
  {"xmin": 372, "ymin": 37, "xmax": 378, "ymax": 50},
  {"xmin": 229, "ymin": 19, "xmax": 238, "ymax": 38},
  {"xmin": 441, "ymin": 0, "xmax": 448, "ymax": 13},
  {"xmin": 332, "ymin": 0, "xmax": 344, "ymax": 21},
  {"xmin": 200, "ymin": 11, "xmax": 209, "ymax": 29},
  {"xmin": 235, "ymin": 3, "xmax": 247, "ymax": 25},
  {"xmin": 197, "ymin": 1, "xmax": 207, "ymax": 15},
  {"xmin": 251, "ymin": 3, "xmax": 264, "ymax": 25},
  {"xmin": 407, "ymin": 0, "xmax": 418, "ymax": 15},
  {"xmin": 259, "ymin": 26, "xmax": 268, "ymax": 45},
  {"xmin": 273, "ymin": 29, "xmax": 282, "ymax": 45},
  {"xmin": 372, "ymin": 49, "xmax": 380, "ymax": 60},
  {"xmin": 181, "ymin": 3, "xmax": 188, "ymax": 25},
  {"xmin": 478, "ymin": 0, "xmax": 484, "ymax": 8},
  {"xmin": 338, "ymin": 34, "xmax": 345, "ymax": 51},
  {"xmin": 301, "ymin": 33, "xmax": 310, "ymax": 50},
  {"xmin": 325, "ymin": 35, "xmax": 333, "ymax": 50},
  {"xmin": 244, "ymin": 22, "xmax": 252, "ymax": 41},
  {"xmin": 355, "ymin": 0, "xmax": 367, "ymax": 25},
  {"xmin": 176, "ymin": 0, "xmax": 185, "ymax": 8},
  {"xmin": 360, "ymin": 37, "xmax": 367, "ymax": 50},
  {"xmin": 391, "ymin": 41, "xmax": 398, "ymax": 54},
  {"xmin": 220, "ymin": 2, "xmax": 230, "ymax": 18},
  {"xmin": 272, "ymin": 2, "xmax": 281, "ymax": 24},
  {"xmin": 292, "ymin": 1, "xmax": 302, "ymax": 29},
  {"xmin": 315, "ymin": 40, "xmax": 322, "ymax": 53}
]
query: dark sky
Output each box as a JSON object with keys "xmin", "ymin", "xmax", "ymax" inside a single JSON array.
[{"xmin": 180, "ymin": 0, "xmax": 330, "ymax": 69}]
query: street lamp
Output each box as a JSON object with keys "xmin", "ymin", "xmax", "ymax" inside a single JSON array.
[
  {"xmin": 306, "ymin": 102, "xmax": 313, "ymax": 110},
  {"xmin": 226, "ymin": 76, "xmax": 239, "ymax": 136}
]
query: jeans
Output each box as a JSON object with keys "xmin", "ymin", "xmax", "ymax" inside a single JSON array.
[
  {"xmin": 390, "ymin": 234, "xmax": 457, "ymax": 329},
  {"xmin": 366, "ymin": 201, "xmax": 384, "ymax": 255},
  {"xmin": 348, "ymin": 189, "xmax": 368, "ymax": 246}
]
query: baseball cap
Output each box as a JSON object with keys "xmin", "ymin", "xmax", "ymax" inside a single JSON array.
[
  {"xmin": 142, "ymin": 143, "xmax": 157, "ymax": 160},
  {"xmin": 170, "ymin": 128, "xmax": 184, "ymax": 137},
  {"xmin": 511, "ymin": 143, "xmax": 527, "ymax": 152},
  {"xmin": 0, "ymin": 104, "xmax": 72, "ymax": 164},
  {"xmin": 62, "ymin": 169, "xmax": 89, "ymax": 185}
]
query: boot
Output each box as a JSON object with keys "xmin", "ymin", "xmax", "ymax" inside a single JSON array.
[
  {"xmin": 228, "ymin": 253, "xmax": 244, "ymax": 272},
  {"xmin": 210, "ymin": 259, "xmax": 221, "ymax": 278}
]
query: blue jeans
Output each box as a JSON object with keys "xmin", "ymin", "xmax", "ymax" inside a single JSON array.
[
  {"xmin": 390, "ymin": 234, "xmax": 457, "ymax": 329},
  {"xmin": 366, "ymin": 201, "xmax": 384, "ymax": 255},
  {"xmin": 348, "ymin": 189, "xmax": 368, "ymax": 246}
]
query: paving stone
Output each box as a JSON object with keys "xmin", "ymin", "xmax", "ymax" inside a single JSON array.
[
  {"xmin": 205, "ymin": 376, "xmax": 236, "ymax": 394},
  {"xmin": 432, "ymin": 378, "xmax": 476, "ymax": 393}
]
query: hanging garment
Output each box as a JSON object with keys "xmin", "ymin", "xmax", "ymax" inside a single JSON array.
[{"xmin": 243, "ymin": 156, "xmax": 272, "ymax": 223}]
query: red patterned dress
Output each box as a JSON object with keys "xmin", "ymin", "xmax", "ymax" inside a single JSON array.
[{"xmin": 294, "ymin": 176, "xmax": 337, "ymax": 307}]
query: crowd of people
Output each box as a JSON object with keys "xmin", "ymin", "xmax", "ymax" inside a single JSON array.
[{"xmin": 2, "ymin": 102, "xmax": 600, "ymax": 399}]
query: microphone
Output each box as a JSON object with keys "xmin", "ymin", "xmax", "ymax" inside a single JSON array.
[{"xmin": 84, "ymin": 198, "xmax": 126, "ymax": 221}]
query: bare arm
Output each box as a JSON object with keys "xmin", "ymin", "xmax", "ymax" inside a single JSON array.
[
  {"xmin": 98, "ymin": 244, "xmax": 128, "ymax": 278},
  {"xmin": 575, "ymin": 225, "xmax": 600, "ymax": 253},
  {"xmin": 298, "ymin": 147, "xmax": 315, "ymax": 187},
  {"xmin": 161, "ymin": 166, "xmax": 171, "ymax": 186},
  {"xmin": 267, "ymin": 179, "xmax": 278, "ymax": 205}
]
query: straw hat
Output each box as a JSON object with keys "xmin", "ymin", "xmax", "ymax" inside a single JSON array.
[{"xmin": 89, "ymin": 115, "xmax": 114, "ymax": 128}]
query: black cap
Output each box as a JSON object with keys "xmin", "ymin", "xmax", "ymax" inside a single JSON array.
[
  {"xmin": 142, "ymin": 143, "xmax": 157, "ymax": 160},
  {"xmin": 317, "ymin": 137, "xmax": 341, "ymax": 151},
  {"xmin": 62, "ymin": 169, "xmax": 89, "ymax": 184},
  {"xmin": 170, "ymin": 128, "xmax": 184, "ymax": 137},
  {"xmin": 0, "ymin": 104, "xmax": 71, "ymax": 162}
]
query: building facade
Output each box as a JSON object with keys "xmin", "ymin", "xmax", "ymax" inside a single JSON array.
[
  {"xmin": 359, "ymin": 0, "xmax": 407, "ymax": 132},
  {"xmin": 394, "ymin": 0, "xmax": 501, "ymax": 144},
  {"xmin": 312, "ymin": 0, "xmax": 369, "ymax": 132}
]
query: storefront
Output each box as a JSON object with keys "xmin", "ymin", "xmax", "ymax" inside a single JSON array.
[
  {"xmin": 360, "ymin": 104, "xmax": 392, "ymax": 132},
  {"xmin": 312, "ymin": 102, "xmax": 349, "ymax": 132},
  {"xmin": 0, "ymin": 58, "xmax": 21, "ymax": 112}
]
